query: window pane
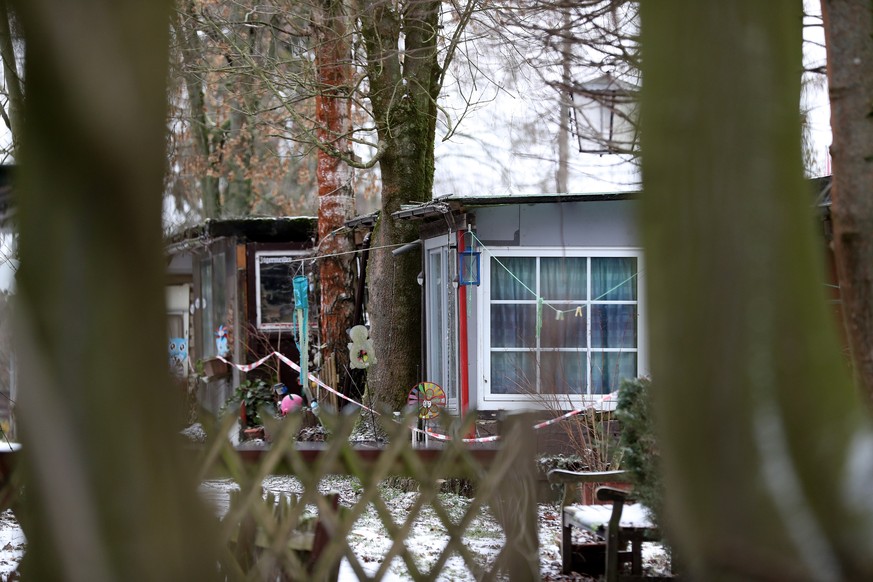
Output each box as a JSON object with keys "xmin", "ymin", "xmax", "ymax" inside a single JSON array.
[
  {"xmin": 592, "ymin": 257, "xmax": 637, "ymax": 300},
  {"xmin": 491, "ymin": 351, "xmax": 536, "ymax": 394},
  {"xmin": 590, "ymin": 352, "xmax": 637, "ymax": 394},
  {"xmin": 491, "ymin": 305, "xmax": 537, "ymax": 348},
  {"xmin": 200, "ymin": 260, "xmax": 214, "ymax": 358},
  {"xmin": 491, "ymin": 257, "xmax": 535, "ymax": 300},
  {"xmin": 259, "ymin": 256, "xmax": 303, "ymax": 328},
  {"xmin": 541, "ymin": 352, "xmax": 586, "ymax": 394},
  {"xmin": 541, "ymin": 308, "xmax": 587, "ymax": 348},
  {"xmin": 427, "ymin": 250, "xmax": 445, "ymax": 387},
  {"xmin": 541, "ymin": 257, "xmax": 587, "ymax": 301},
  {"xmin": 591, "ymin": 305, "xmax": 637, "ymax": 348},
  {"xmin": 212, "ymin": 252, "xmax": 227, "ymax": 329}
]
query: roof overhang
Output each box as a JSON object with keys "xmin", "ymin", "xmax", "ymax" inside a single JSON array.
[{"xmin": 392, "ymin": 191, "xmax": 637, "ymax": 221}]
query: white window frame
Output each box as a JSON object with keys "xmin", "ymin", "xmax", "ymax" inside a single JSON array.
[
  {"xmin": 423, "ymin": 235, "xmax": 459, "ymax": 413},
  {"xmin": 255, "ymin": 250, "xmax": 308, "ymax": 331},
  {"xmin": 477, "ymin": 246, "xmax": 646, "ymax": 411}
]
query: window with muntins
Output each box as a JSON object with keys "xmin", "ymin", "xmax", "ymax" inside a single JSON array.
[{"xmin": 484, "ymin": 249, "xmax": 641, "ymax": 401}]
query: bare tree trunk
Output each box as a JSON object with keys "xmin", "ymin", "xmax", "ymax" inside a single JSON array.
[
  {"xmin": 315, "ymin": 0, "xmax": 357, "ymax": 394},
  {"xmin": 556, "ymin": 8, "xmax": 571, "ymax": 193},
  {"xmin": 821, "ymin": 0, "xmax": 873, "ymax": 406},
  {"xmin": 641, "ymin": 0, "xmax": 873, "ymax": 578},
  {"xmin": 358, "ymin": 0, "xmax": 440, "ymax": 409},
  {"xmin": 173, "ymin": 2, "xmax": 221, "ymax": 218},
  {"xmin": 224, "ymin": 3, "xmax": 256, "ymax": 217},
  {"xmin": 0, "ymin": 1, "xmax": 22, "ymax": 152},
  {"xmin": 10, "ymin": 0, "xmax": 216, "ymax": 579}
]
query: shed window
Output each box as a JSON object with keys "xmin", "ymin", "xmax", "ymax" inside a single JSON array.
[{"xmin": 256, "ymin": 251, "xmax": 307, "ymax": 331}]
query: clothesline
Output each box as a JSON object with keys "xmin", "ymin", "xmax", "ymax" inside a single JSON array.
[
  {"xmin": 471, "ymin": 231, "xmax": 643, "ymax": 317},
  {"xmin": 215, "ymin": 351, "xmax": 616, "ymax": 444}
]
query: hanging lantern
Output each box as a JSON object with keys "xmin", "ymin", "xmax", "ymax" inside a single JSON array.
[{"xmin": 459, "ymin": 227, "xmax": 481, "ymax": 286}]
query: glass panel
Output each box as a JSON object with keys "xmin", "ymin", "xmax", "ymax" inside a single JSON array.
[
  {"xmin": 259, "ymin": 256, "xmax": 303, "ymax": 328},
  {"xmin": 200, "ymin": 260, "xmax": 214, "ymax": 358},
  {"xmin": 590, "ymin": 352, "xmax": 637, "ymax": 394},
  {"xmin": 591, "ymin": 305, "xmax": 638, "ymax": 348},
  {"xmin": 212, "ymin": 252, "xmax": 227, "ymax": 329},
  {"xmin": 491, "ymin": 257, "xmax": 535, "ymax": 300},
  {"xmin": 491, "ymin": 305, "xmax": 536, "ymax": 348},
  {"xmin": 591, "ymin": 257, "xmax": 637, "ymax": 300},
  {"xmin": 445, "ymin": 248, "xmax": 458, "ymax": 405},
  {"xmin": 541, "ymin": 257, "xmax": 587, "ymax": 301},
  {"xmin": 167, "ymin": 314, "xmax": 184, "ymax": 338},
  {"xmin": 491, "ymin": 351, "xmax": 536, "ymax": 394},
  {"xmin": 541, "ymin": 352, "xmax": 586, "ymax": 394},
  {"xmin": 541, "ymin": 307, "xmax": 587, "ymax": 348},
  {"xmin": 427, "ymin": 250, "xmax": 445, "ymax": 387}
]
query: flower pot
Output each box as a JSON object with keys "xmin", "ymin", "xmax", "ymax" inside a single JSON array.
[
  {"xmin": 243, "ymin": 426, "xmax": 265, "ymax": 441},
  {"xmin": 203, "ymin": 358, "xmax": 229, "ymax": 378}
]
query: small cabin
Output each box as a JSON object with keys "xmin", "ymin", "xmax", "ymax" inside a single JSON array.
[
  {"xmin": 166, "ymin": 217, "xmax": 317, "ymax": 415},
  {"xmin": 394, "ymin": 193, "xmax": 646, "ymax": 416}
]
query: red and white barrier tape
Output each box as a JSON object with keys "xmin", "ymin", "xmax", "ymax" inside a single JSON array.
[{"xmin": 215, "ymin": 352, "xmax": 611, "ymax": 443}]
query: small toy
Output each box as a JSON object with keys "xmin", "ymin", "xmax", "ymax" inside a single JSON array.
[
  {"xmin": 215, "ymin": 324, "xmax": 230, "ymax": 358},
  {"xmin": 280, "ymin": 393, "xmax": 304, "ymax": 415}
]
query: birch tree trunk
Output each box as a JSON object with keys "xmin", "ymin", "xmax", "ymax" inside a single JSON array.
[
  {"xmin": 641, "ymin": 1, "xmax": 873, "ymax": 578},
  {"xmin": 820, "ymin": 0, "xmax": 873, "ymax": 406},
  {"xmin": 9, "ymin": 0, "xmax": 216, "ymax": 579}
]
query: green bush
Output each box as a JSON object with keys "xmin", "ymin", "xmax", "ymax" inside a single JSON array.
[{"xmin": 615, "ymin": 377, "xmax": 665, "ymax": 530}]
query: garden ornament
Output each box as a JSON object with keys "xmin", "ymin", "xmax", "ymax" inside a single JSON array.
[
  {"xmin": 280, "ymin": 393, "xmax": 304, "ymax": 415},
  {"xmin": 292, "ymin": 275, "xmax": 315, "ymax": 403},
  {"xmin": 407, "ymin": 382, "xmax": 446, "ymax": 419},
  {"xmin": 215, "ymin": 324, "xmax": 230, "ymax": 358},
  {"xmin": 348, "ymin": 325, "xmax": 376, "ymax": 369}
]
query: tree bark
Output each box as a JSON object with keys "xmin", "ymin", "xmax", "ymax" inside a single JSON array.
[
  {"xmin": 821, "ymin": 0, "xmax": 873, "ymax": 406},
  {"xmin": 314, "ymin": 0, "xmax": 357, "ymax": 396},
  {"xmin": 641, "ymin": 1, "xmax": 873, "ymax": 578},
  {"xmin": 0, "ymin": 1, "xmax": 22, "ymax": 152},
  {"xmin": 10, "ymin": 0, "xmax": 216, "ymax": 579},
  {"xmin": 223, "ymin": 4, "xmax": 256, "ymax": 218},
  {"xmin": 173, "ymin": 2, "xmax": 221, "ymax": 218},
  {"xmin": 358, "ymin": 0, "xmax": 441, "ymax": 409}
]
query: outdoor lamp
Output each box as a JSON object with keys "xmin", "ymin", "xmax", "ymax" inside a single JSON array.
[{"xmin": 459, "ymin": 227, "xmax": 481, "ymax": 286}]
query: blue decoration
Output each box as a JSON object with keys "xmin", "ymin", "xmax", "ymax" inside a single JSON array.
[{"xmin": 459, "ymin": 228, "xmax": 481, "ymax": 286}]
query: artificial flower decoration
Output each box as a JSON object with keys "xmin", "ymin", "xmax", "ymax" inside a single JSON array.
[{"xmin": 348, "ymin": 325, "xmax": 376, "ymax": 369}]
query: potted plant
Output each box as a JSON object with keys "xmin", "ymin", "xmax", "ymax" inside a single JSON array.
[{"xmin": 223, "ymin": 379, "xmax": 278, "ymax": 439}]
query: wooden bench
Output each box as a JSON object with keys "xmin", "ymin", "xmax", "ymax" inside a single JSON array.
[{"xmin": 548, "ymin": 469, "xmax": 669, "ymax": 582}]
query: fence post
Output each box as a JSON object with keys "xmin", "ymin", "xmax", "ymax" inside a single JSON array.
[{"xmin": 492, "ymin": 411, "xmax": 539, "ymax": 580}]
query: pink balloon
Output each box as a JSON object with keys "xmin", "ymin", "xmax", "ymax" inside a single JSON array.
[{"xmin": 281, "ymin": 394, "xmax": 304, "ymax": 415}]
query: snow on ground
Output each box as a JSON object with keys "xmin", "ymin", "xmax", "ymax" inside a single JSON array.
[
  {"xmin": 0, "ymin": 476, "xmax": 669, "ymax": 581},
  {"xmin": 0, "ymin": 511, "xmax": 23, "ymax": 580}
]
